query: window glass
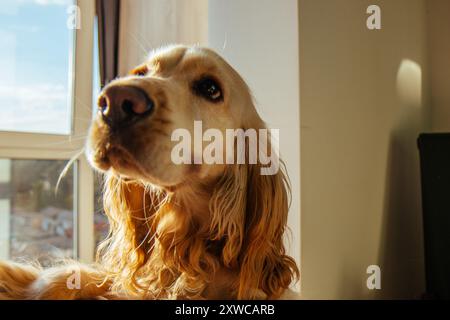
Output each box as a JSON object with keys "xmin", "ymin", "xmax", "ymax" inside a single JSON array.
[
  {"xmin": 0, "ymin": 159, "xmax": 75, "ymax": 265},
  {"xmin": 0, "ymin": 0, "xmax": 74, "ymax": 134}
]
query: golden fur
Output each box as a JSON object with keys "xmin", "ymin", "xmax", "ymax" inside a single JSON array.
[{"xmin": 0, "ymin": 45, "xmax": 299, "ymax": 300}]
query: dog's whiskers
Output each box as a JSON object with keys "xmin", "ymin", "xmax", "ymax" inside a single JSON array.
[
  {"xmin": 34, "ymin": 134, "xmax": 88, "ymax": 148},
  {"xmin": 55, "ymin": 147, "xmax": 85, "ymax": 194},
  {"xmin": 128, "ymin": 31, "xmax": 152, "ymax": 59},
  {"xmin": 75, "ymin": 96, "xmax": 95, "ymax": 116}
]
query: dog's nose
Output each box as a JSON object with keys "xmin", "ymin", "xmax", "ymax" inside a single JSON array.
[{"xmin": 98, "ymin": 85, "xmax": 154, "ymax": 128}]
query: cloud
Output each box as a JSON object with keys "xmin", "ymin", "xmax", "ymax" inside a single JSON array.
[
  {"xmin": 0, "ymin": 0, "xmax": 71, "ymax": 14},
  {"xmin": 33, "ymin": 0, "xmax": 70, "ymax": 6},
  {"xmin": 6, "ymin": 25, "xmax": 41, "ymax": 33},
  {"xmin": 0, "ymin": 83, "xmax": 67, "ymax": 103},
  {"xmin": 0, "ymin": 83, "xmax": 72, "ymax": 134}
]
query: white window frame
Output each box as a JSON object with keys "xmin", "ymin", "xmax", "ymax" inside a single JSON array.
[{"xmin": 0, "ymin": 0, "xmax": 96, "ymax": 263}]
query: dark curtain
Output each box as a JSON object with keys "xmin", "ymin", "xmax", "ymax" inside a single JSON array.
[{"xmin": 96, "ymin": 0, "xmax": 121, "ymax": 88}]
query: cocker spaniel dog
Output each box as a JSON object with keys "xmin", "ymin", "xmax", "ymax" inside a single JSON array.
[{"xmin": 0, "ymin": 45, "xmax": 299, "ymax": 300}]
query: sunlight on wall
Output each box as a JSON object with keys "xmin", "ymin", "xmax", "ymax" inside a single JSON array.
[{"xmin": 396, "ymin": 59, "xmax": 422, "ymax": 108}]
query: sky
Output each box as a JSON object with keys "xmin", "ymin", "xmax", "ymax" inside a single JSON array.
[{"xmin": 0, "ymin": 0, "xmax": 83, "ymax": 135}]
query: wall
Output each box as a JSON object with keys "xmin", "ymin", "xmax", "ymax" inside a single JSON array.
[
  {"xmin": 208, "ymin": 0, "xmax": 301, "ymax": 290},
  {"xmin": 299, "ymin": 0, "xmax": 430, "ymax": 299},
  {"xmin": 118, "ymin": 0, "xmax": 208, "ymax": 74},
  {"xmin": 427, "ymin": 0, "xmax": 450, "ymax": 132}
]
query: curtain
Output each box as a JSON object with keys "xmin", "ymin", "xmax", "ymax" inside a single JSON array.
[{"xmin": 96, "ymin": 0, "xmax": 121, "ymax": 88}]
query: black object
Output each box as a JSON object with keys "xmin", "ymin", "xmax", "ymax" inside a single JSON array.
[{"xmin": 418, "ymin": 133, "xmax": 450, "ymax": 299}]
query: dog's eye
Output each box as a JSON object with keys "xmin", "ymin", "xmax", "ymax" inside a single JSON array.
[
  {"xmin": 130, "ymin": 65, "xmax": 148, "ymax": 76},
  {"xmin": 193, "ymin": 77, "xmax": 223, "ymax": 102}
]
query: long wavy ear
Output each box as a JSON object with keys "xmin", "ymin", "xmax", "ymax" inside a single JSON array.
[
  {"xmin": 209, "ymin": 164, "xmax": 248, "ymax": 269},
  {"xmin": 238, "ymin": 161, "xmax": 299, "ymax": 299},
  {"xmin": 97, "ymin": 172, "xmax": 161, "ymax": 294},
  {"xmin": 209, "ymin": 146, "xmax": 299, "ymax": 299}
]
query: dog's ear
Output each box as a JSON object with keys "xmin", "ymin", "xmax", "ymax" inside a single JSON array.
[
  {"xmin": 209, "ymin": 164, "xmax": 248, "ymax": 268},
  {"xmin": 209, "ymin": 155, "xmax": 299, "ymax": 298},
  {"xmin": 97, "ymin": 173, "xmax": 159, "ymax": 293},
  {"xmin": 237, "ymin": 162, "xmax": 299, "ymax": 299}
]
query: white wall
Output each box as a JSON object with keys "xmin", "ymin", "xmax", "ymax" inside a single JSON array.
[
  {"xmin": 118, "ymin": 0, "xmax": 208, "ymax": 75},
  {"xmin": 208, "ymin": 0, "xmax": 301, "ymax": 290}
]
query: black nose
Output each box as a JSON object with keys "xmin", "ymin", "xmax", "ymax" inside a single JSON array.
[{"xmin": 98, "ymin": 85, "xmax": 154, "ymax": 128}]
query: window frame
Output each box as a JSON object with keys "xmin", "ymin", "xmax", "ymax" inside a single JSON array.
[{"xmin": 0, "ymin": 0, "xmax": 96, "ymax": 263}]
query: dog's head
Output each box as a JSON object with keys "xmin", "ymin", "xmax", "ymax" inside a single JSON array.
[
  {"xmin": 86, "ymin": 45, "xmax": 264, "ymax": 188},
  {"xmin": 86, "ymin": 45, "xmax": 298, "ymax": 299}
]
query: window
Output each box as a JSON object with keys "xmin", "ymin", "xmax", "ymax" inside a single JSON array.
[
  {"xmin": 0, "ymin": 0, "xmax": 74, "ymax": 135},
  {"xmin": 0, "ymin": 1, "xmax": 96, "ymax": 263},
  {"xmin": 0, "ymin": 159, "xmax": 74, "ymax": 265}
]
